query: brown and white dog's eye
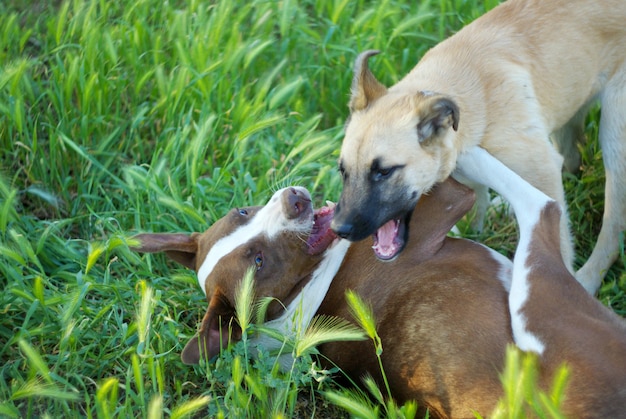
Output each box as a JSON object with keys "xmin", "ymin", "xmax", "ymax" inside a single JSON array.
[
  {"xmin": 238, "ymin": 208, "xmax": 248, "ymax": 216},
  {"xmin": 254, "ymin": 252, "xmax": 263, "ymax": 270}
]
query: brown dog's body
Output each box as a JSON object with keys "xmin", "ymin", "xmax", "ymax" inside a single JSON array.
[
  {"xmin": 331, "ymin": 0, "xmax": 626, "ymax": 294},
  {"xmin": 456, "ymin": 147, "xmax": 626, "ymax": 418},
  {"xmin": 132, "ymin": 179, "xmax": 514, "ymax": 418},
  {"xmin": 130, "ymin": 173, "xmax": 626, "ymax": 417}
]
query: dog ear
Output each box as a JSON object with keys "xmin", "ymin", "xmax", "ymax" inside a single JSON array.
[
  {"xmin": 349, "ymin": 50, "xmax": 387, "ymax": 113},
  {"xmin": 416, "ymin": 95, "xmax": 460, "ymax": 143},
  {"xmin": 181, "ymin": 308, "xmax": 217, "ymax": 365},
  {"xmin": 181, "ymin": 290, "xmax": 238, "ymax": 365},
  {"xmin": 408, "ymin": 177, "xmax": 475, "ymax": 262},
  {"xmin": 130, "ymin": 233, "xmax": 199, "ymax": 270}
]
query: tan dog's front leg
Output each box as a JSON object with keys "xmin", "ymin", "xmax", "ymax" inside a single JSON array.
[
  {"xmin": 576, "ymin": 79, "xmax": 626, "ymax": 294},
  {"xmin": 551, "ymin": 108, "xmax": 587, "ymax": 174}
]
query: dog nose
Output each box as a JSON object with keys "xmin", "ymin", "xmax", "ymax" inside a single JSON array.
[
  {"xmin": 331, "ymin": 220, "xmax": 353, "ymax": 239},
  {"xmin": 284, "ymin": 187, "xmax": 311, "ymax": 219}
]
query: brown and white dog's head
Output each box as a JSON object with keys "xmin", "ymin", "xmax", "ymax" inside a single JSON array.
[
  {"xmin": 331, "ymin": 50, "xmax": 460, "ymax": 260},
  {"xmin": 131, "ymin": 187, "xmax": 339, "ymax": 365}
]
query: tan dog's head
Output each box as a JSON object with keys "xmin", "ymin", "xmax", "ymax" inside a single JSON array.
[
  {"xmin": 131, "ymin": 187, "xmax": 337, "ymax": 365},
  {"xmin": 331, "ymin": 50, "xmax": 460, "ymax": 260}
]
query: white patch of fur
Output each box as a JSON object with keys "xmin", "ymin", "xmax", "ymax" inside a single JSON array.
[
  {"xmin": 478, "ymin": 243, "xmax": 513, "ymax": 292},
  {"xmin": 509, "ymin": 208, "xmax": 546, "ymax": 355},
  {"xmin": 196, "ymin": 187, "xmax": 312, "ymax": 294},
  {"xmin": 250, "ymin": 239, "xmax": 351, "ymax": 369},
  {"xmin": 449, "ymin": 225, "xmax": 513, "ymax": 290}
]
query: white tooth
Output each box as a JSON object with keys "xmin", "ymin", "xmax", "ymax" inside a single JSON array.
[{"xmin": 326, "ymin": 200, "xmax": 336, "ymax": 209}]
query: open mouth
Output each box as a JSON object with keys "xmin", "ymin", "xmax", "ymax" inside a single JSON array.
[
  {"xmin": 372, "ymin": 211, "xmax": 410, "ymax": 261},
  {"xmin": 306, "ymin": 202, "xmax": 338, "ymax": 255}
]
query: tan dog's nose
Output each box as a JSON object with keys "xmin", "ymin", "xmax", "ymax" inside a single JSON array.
[
  {"xmin": 282, "ymin": 187, "xmax": 311, "ymax": 219},
  {"xmin": 330, "ymin": 219, "xmax": 353, "ymax": 239}
]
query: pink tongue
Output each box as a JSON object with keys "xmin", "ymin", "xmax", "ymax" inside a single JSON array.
[{"xmin": 373, "ymin": 219, "xmax": 398, "ymax": 259}]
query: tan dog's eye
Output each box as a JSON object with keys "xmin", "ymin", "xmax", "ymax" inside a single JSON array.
[
  {"xmin": 338, "ymin": 163, "xmax": 347, "ymax": 180},
  {"xmin": 372, "ymin": 166, "xmax": 395, "ymax": 182},
  {"xmin": 254, "ymin": 252, "xmax": 263, "ymax": 270},
  {"xmin": 238, "ymin": 209, "xmax": 248, "ymax": 216},
  {"xmin": 370, "ymin": 159, "xmax": 393, "ymax": 182},
  {"xmin": 378, "ymin": 167, "xmax": 392, "ymax": 176},
  {"xmin": 370, "ymin": 160, "xmax": 404, "ymax": 182}
]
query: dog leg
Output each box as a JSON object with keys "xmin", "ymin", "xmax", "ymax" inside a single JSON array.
[
  {"xmin": 456, "ymin": 146, "xmax": 552, "ymax": 352},
  {"xmin": 486, "ymin": 137, "xmax": 575, "ymax": 275},
  {"xmin": 576, "ymin": 72, "xmax": 626, "ymax": 294},
  {"xmin": 551, "ymin": 107, "xmax": 587, "ymax": 174}
]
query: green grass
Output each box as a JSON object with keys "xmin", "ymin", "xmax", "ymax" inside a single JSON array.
[{"xmin": 0, "ymin": 0, "xmax": 623, "ymax": 417}]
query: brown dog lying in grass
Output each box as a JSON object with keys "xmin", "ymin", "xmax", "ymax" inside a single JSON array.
[{"xmin": 131, "ymin": 178, "xmax": 514, "ymax": 418}]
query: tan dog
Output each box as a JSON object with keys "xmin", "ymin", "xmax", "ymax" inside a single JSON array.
[
  {"xmin": 456, "ymin": 146, "xmax": 626, "ymax": 418},
  {"xmin": 132, "ymin": 178, "xmax": 515, "ymax": 418},
  {"xmin": 330, "ymin": 0, "xmax": 626, "ymax": 294}
]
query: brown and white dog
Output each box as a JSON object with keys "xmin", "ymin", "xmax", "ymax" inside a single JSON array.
[
  {"xmin": 330, "ymin": 0, "xmax": 626, "ymax": 294},
  {"xmin": 456, "ymin": 146, "xmax": 626, "ymax": 417},
  {"xmin": 132, "ymin": 178, "xmax": 515, "ymax": 418},
  {"xmin": 130, "ymin": 173, "xmax": 626, "ymax": 417}
]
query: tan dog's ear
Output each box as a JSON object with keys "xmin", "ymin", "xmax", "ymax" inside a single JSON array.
[
  {"xmin": 130, "ymin": 233, "xmax": 199, "ymax": 270},
  {"xmin": 349, "ymin": 50, "xmax": 387, "ymax": 112},
  {"xmin": 181, "ymin": 289, "xmax": 239, "ymax": 365},
  {"xmin": 416, "ymin": 94, "xmax": 460, "ymax": 143}
]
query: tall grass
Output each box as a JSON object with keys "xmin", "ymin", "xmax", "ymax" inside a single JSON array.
[{"xmin": 0, "ymin": 0, "xmax": 623, "ymax": 417}]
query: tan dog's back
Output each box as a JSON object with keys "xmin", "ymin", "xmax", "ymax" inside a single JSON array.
[{"xmin": 409, "ymin": 0, "xmax": 626, "ymax": 140}]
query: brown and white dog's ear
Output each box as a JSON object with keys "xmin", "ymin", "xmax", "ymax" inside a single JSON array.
[
  {"xmin": 130, "ymin": 233, "xmax": 200, "ymax": 270},
  {"xmin": 408, "ymin": 177, "xmax": 475, "ymax": 262},
  {"xmin": 181, "ymin": 308, "xmax": 214, "ymax": 365},
  {"xmin": 181, "ymin": 290, "xmax": 239, "ymax": 365},
  {"xmin": 349, "ymin": 50, "xmax": 387, "ymax": 113},
  {"xmin": 416, "ymin": 94, "xmax": 460, "ymax": 143}
]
